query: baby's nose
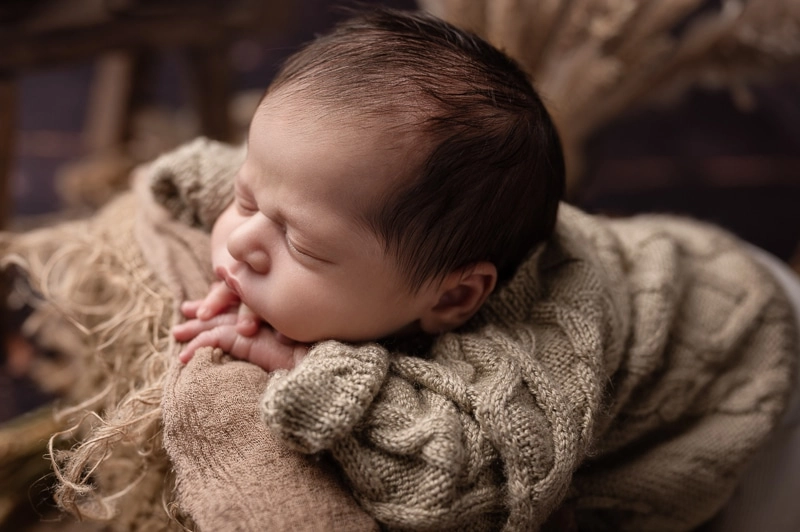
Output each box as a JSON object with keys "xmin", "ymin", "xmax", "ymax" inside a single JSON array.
[
  {"xmin": 235, "ymin": 246, "xmax": 270, "ymax": 274},
  {"xmin": 227, "ymin": 221, "xmax": 271, "ymax": 274}
]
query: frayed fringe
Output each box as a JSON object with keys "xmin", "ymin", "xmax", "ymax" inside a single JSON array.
[{"xmin": 1, "ymin": 194, "xmax": 189, "ymax": 531}]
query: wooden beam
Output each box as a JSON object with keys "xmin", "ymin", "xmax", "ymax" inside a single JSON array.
[
  {"xmin": 0, "ymin": 2, "xmax": 290, "ymax": 72},
  {"xmin": 188, "ymin": 45, "xmax": 232, "ymax": 142}
]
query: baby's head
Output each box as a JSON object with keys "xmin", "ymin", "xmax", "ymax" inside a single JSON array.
[{"xmin": 212, "ymin": 8, "xmax": 565, "ymax": 344}]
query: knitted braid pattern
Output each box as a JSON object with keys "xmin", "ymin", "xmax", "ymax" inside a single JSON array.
[{"xmin": 262, "ymin": 205, "xmax": 797, "ymax": 531}]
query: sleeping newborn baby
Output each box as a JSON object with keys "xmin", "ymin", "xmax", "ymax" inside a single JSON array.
[
  {"xmin": 172, "ymin": 8, "xmax": 563, "ymax": 371},
  {"xmin": 171, "ymin": 8, "xmax": 799, "ymax": 532}
]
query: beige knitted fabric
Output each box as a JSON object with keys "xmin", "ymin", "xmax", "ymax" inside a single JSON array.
[
  {"xmin": 262, "ymin": 205, "xmax": 798, "ymax": 531},
  {"xmin": 149, "ymin": 136, "xmax": 244, "ymax": 231}
]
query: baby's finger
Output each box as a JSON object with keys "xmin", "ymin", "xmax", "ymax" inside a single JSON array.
[
  {"xmin": 180, "ymin": 300, "xmax": 203, "ymax": 319},
  {"xmin": 178, "ymin": 325, "xmax": 247, "ymax": 364},
  {"xmin": 172, "ymin": 313, "xmax": 237, "ymax": 342},
  {"xmin": 236, "ymin": 304, "xmax": 260, "ymax": 337},
  {"xmin": 197, "ymin": 282, "xmax": 239, "ymax": 320},
  {"xmin": 178, "ymin": 327, "xmax": 225, "ymax": 364}
]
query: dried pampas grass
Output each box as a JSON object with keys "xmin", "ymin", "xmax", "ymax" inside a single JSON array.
[{"xmin": 420, "ymin": 0, "xmax": 800, "ymax": 190}]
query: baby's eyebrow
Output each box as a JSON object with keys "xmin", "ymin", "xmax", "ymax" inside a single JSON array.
[{"xmin": 281, "ymin": 209, "xmax": 315, "ymax": 239}]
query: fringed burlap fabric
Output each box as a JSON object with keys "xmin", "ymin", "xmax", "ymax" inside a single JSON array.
[
  {"xmin": 1, "ymin": 138, "xmax": 796, "ymax": 531},
  {"xmin": 0, "ymin": 138, "xmax": 377, "ymax": 531}
]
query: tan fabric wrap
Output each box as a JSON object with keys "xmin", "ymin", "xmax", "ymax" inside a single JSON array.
[{"xmin": 162, "ymin": 347, "xmax": 378, "ymax": 532}]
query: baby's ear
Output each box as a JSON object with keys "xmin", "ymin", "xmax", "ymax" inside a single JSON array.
[{"xmin": 419, "ymin": 262, "xmax": 497, "ymax": 334}]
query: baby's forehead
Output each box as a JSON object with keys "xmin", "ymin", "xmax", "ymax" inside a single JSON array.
[
  {"xmin": 257, "ymin": 93, "xmax": 426, "ymax": 169},
  {"xmin": 262, "ymin": 89, "xmax": 423, "ymax": 131},
  {"xmin": 249, "ymin": 94, "xmax": 426, "ymax": 215}
]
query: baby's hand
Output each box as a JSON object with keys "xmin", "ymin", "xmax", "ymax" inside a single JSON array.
[
  {"xmin": 184, "ymin": 281, "xmax": 238, "ymax": 321},
  {"xmin": 180, "ymin": 281, "xmax": 259, "ymax": 336},
  {"xmin": 172, "ymin": 309, "xmax": 308, "ymax": 371}
]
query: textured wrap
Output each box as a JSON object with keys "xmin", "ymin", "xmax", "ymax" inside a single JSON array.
[{"xmin": 262, "ymin": 204, "xmax": 798, "ymax": 531}]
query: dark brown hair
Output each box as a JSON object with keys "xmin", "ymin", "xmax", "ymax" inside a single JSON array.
[{"xmin": 269, "ymin": 8, "xmax": 565, "ymax": 290}]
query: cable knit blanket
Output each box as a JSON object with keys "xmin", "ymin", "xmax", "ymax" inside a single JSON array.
[
  {"xmin": 3, "ymin": 138, "xmax": 797, "ymax": 531},
  {"xmin": 261, "ymin": 204, "xmax": 798, "ymax": 531}
]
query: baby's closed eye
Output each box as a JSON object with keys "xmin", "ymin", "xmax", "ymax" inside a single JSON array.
[{"xmin": 286, "ymin": 237, "xmax": 333, "ymax": 264}]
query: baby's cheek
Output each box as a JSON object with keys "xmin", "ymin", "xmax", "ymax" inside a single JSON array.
[{"xmin": 267, "ymin": 286, "xmax": 326, "ymax": 343}]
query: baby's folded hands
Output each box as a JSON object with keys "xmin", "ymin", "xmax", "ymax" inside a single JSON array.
[
  {"xmin": 173, "ymin": 295, "xmax": 308, "ymax": 372},
  {"xmin": 179, "ymin": 285, "xmax": 258, "ymax": 337}
]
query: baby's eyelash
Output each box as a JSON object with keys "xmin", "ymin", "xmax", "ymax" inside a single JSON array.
[
  {"xmin": 286, "ymin": 238, "xmax": 309, "ymax": 257},
  {"xmin": 286, "ymin": 237, "xmax": 329, "ymax": 263}
]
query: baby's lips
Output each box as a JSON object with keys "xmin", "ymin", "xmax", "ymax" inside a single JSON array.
[{"xmin": 215, "ymin": 266, "xmax": 243, "ymax": 298}]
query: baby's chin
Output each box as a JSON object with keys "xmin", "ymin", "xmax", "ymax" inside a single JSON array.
[
  {"xmin": 260, "ymin": 319, "xmax": 310, "ymax": 346},
  {"xmin": 273, "ymin": 328, "xmax": 301, "ymax": 346}
]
